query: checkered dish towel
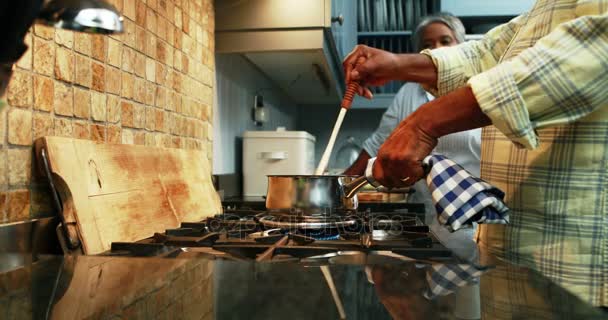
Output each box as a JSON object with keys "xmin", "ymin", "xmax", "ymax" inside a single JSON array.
[{"xmin": 424, "ymin": 154, "xmax": 509, "ymax": 231}]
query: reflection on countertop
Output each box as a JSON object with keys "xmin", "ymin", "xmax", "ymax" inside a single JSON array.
[{"xmin": 0, "ymin": 252, "xmax": 605, "ymax": 320}]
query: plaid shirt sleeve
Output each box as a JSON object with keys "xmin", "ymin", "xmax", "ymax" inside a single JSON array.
[
  {"xmin": 468, "ymin": 13, "xmax": 608, "ymax": 149},
  {"xmin": 420, "ymin": 13, "xmax": 529, "ymax": 97}
]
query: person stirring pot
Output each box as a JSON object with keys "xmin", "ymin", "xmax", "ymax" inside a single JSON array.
[
  {"xmin": 344, "ymin": 0, "xmax": 608, "ymax": 311},
  {"xmin": 346, "ymin": 13, "xmax": 480, "ymax": 257}
]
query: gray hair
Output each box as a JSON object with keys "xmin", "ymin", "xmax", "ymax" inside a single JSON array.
[{"xmin": 412, "ymin": 13, "xmax": 466, "ymax": 52}]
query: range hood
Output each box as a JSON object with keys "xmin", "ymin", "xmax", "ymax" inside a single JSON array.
[{"xmin": 215, "ymin": 0, "xmax": 346, "ymax": 105}]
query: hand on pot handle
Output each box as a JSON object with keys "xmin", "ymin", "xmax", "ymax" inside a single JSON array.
[{"xmin": 365, "ymin": 156, "xmax": 432, "ymax": 191}]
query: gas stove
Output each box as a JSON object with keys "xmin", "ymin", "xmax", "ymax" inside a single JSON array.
[{"xmin": 104, "ymin": 206, "xmax": 453, "ymax": 263}]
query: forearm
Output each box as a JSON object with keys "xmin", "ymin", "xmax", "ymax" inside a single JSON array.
[
  {"xmin": 410, "ymin": 86, "xmax": 491, "ymax": 138},
  {"xmin": 394, "ymin": 54, "xmax": 438, "ymax": 89},
  {"xmin": 344, "ymin": 150, "xmax": 371, "ymax": 176}
]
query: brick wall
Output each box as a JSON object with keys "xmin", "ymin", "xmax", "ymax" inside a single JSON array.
[{"xmin": 0, "ymin": 0, "xmax": 215, "ymax": 224}]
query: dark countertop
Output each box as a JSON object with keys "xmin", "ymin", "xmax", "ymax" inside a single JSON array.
[{"xmin": 1, "ymin": 252, "xmax": 605, "ymax": 320}]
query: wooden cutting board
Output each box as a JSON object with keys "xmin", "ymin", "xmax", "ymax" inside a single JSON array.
[{"xmin": 35, "ymin": 137, "xmax": 222, "ymax": 255}]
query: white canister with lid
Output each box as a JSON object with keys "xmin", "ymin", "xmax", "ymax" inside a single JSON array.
[{"xmin": 243, "ymin": 128, "xmax": 316, "ymax": 197}]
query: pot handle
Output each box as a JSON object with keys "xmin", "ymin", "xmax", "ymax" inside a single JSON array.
[
  {"xmin": 344, "ymin": 157, "xmax": 430, "ymax": 197},
  {"xmin": 344, "ymin": 176, "xmax": 369, "ymax": 198}
]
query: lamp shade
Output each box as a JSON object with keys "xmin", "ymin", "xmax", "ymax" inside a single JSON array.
[{"xmin": 37, "ymin": 0, "xmax": 123, "ymax": 34}]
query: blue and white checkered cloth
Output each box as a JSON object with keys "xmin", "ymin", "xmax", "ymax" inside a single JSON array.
[
  {"xmin": 423, "ymin": 263, "xmax": 490, "ymax": 299},
  {"xmin": 365, "ymin": 155, "xmax": 509, "ymax": 231},
  {"xmin": 424, "ymin": 154, "xmax": 510, "ymax": 232}
]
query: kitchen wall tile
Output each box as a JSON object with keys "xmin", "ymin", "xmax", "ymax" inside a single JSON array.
[
  {"xmin": 145, "ymin": 106, "xmax": 156, "ymax": 131},
  {"xmin": 55, "ymin": 29, "xmax": 74, "ymax": 48},
  {"xmin": 73, "ymin": 120, "xmax": 90, "ymax": 139},
  {"xmin": 74, "ymin": 32, "xmax": 91, "ymax": 56},
  {"xmin": 173, "ymin": 50, "xmax": 183, "ymax": 72},
  {"xmin": 147, "ymin": 8, "xmax": 158, "ymax": 34},
  {"xmin": 0, "ymin": 109, "xmax": 5, "ymax": 147},
  {"xmin": 74, "ymin": 55, "xmax": 92, "ymax": 88},
  {"xmin": 162, "ymin": 134, "xmax": 172, "ymax": 148},
  {"xmin": 106, "ymin": 96, "xmax": 121, "ymax": 124},
  {"xmin": 145, "ymin": 81, "xmax": 156, "ymax": 106},
  {"xmin": 136, "ymin": 0, "xmax": 147, "ymax": 26},
  {"xmin": 53, "ymin": 82, "xmax": 73, "ymax": 116},
  {"xmin": 145, "ymin": 132, "xmax": 155, "ymax": 146},
  {"xmin": 155, "ymin": 62, "xmax": 166, "ymax": 85},
  {"xmin": 134, "ymin": 104, "xmax": 145, "ymax": 128},
  {"xmin": 91, "ymin": 124, "xmax": 106, "ymax": 142},
  {"xmin": 121, "ymin": 72, "xmax": 135, "ymax": 99},
  {"xmin": 174, "ymin": 27, "xmax": 182, "ymax": 50},
  {"xmin": 148, "ymin": 0, "xmax": 158, "ymax": 10},
  {"xmin": 7, "ymin": 71, "xmax": 33, "ymax": 108},
  {"xmin": 123, "ymin": 0, "xmax": 136, "ymax": 20},
  {"xmin": 121, "ymin": 128, "xmax": 134, "ymax": 144},
  {"xmin": 7, "ymin": 190, "xmax": 30, "ymax": 222},
  {"xmin": 174, "ymin": 8, "xmax": 182, "ymax": 29},
  {"xmin": 0, "ymin": 149, "xmax": 6, "ymax": 188},
  {"xmin": 156, "ymin": 41, "xmax": 167, "ymax": 66},
  {"xmin": 182, "ymin": 12, "xmax": 190, "ymax": 34},
  {"xmin": 33, "ymin": 38, "xmax": 55, "ymax": 76},
  {"xmin": 107, "ymin": 38, "xmax": 122, "ymax": 67},
  {"xmin": 33, "ymin": 112, "xmax": 54, "ymax": 140},
  {"xmin": 172, "ymin": 137, "xmax": 181, "ymax": 148},
  {"xmin": 146, "ymin": 58, "xmax": 156, "ymax": 81},
  {"xmin": 8, "ymin": 149, "xmax": 31, "ymax": 187},
  {"xmin": 91, "ymin": 92, "xmax": 107, "ymax": 122},
  {"xmin": 134, "ymin": 52, "xmax": 146, "ymax": 78},
  {"xmin": 73, "ymin": 88, "xmax": 91, "ymax": 119},
  {"xmin": 157, "ymin": 17, "xmax": 168, "ymax": 41},
  {"xmin": 8, "ymin": 109, "xmax": 32, "ymax": 145},
  {"xmin": 92, "ymin": 62, "xmax": 106, "ymax": 92},
  {"xmin": 155, "ymin": 109, "xmax": 165, "ymax": 133},
  {"xmin": 107, "ymin": 125, "xmax": 122, "ymax": 144},
  {"xmin": 91, "ymin": 35, "xmax": 107, "ymax": 62},
  {"xmin": 106, "ymin": 67, "xmax": 122, "ymax": 95},
  {"xmin": 16, "ymin": 34, "xmax": 32, "ymax": 70},
  {"xmin": 155, "ymin": 86, "xmax": 166, "ymax": 108},
  {"xmin": 121, "ymin": 101, "xmax": 134, "ymax": 128},
  {"xmin": 136, "ymin": 26, "xmax": 146, "ymax": 53},
  {"xmin": 123, "ymin": 19, "xmax": 137, "ymax": 49},
  {"xmin": 107, "ymin": 0, "xmax": 122, "ymax": 11},
  {"xmin": 134, "ymin": 78, "xmax": 147, "ymax": 103},
  {"xmin": 167, "ymin": 25, "xmax": 176, "ymax": 47},
  {"xmin": 145, "ymin": 32, "xmax": 157, "ymax": 59},
  {"xmin": 55, "ymin": 47, "xmax": 75, "ymax": 83},
  {"xmin": 0, "ymin": 193, "xmax": 6, "ymax": 221},
  {"xmin": 134, "ymin": 131, "xmax": 146, "ymax": 145},
  {"xmin": 33, "ymin": 76, "xmax": 54, "ymax": 112},
  {"xmin": 121, "ymin": 46, "xmax": 135, "ymax": 73},
  {"xmin": 54, "ymin": 118, "xmax": 73, "ymax": 137},
  {"xmin": 206, "ymin": 122, "xmax": 213, "ymax": 141},
  {"xmin": 157, "ymin": 0, "xmax": 168, "ymax": 18}
]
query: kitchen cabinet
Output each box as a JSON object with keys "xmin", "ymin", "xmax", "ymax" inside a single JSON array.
[
  {"xmin": 215, "ymin": 0, "xmax": 357, "ymax": 106},
  {"xmin": 351, "ymin": 0, "xmax": 440, "ymax": 109}
]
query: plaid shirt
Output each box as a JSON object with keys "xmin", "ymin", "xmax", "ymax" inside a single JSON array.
[{"xmin": 421, "ymin": 0, "xmax": 608, "ymax": 308}]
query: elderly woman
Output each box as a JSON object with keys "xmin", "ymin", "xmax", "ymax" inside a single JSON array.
[{"xmin": 345, "ymin": 13, "xmax": 480, "ymax": 256}]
